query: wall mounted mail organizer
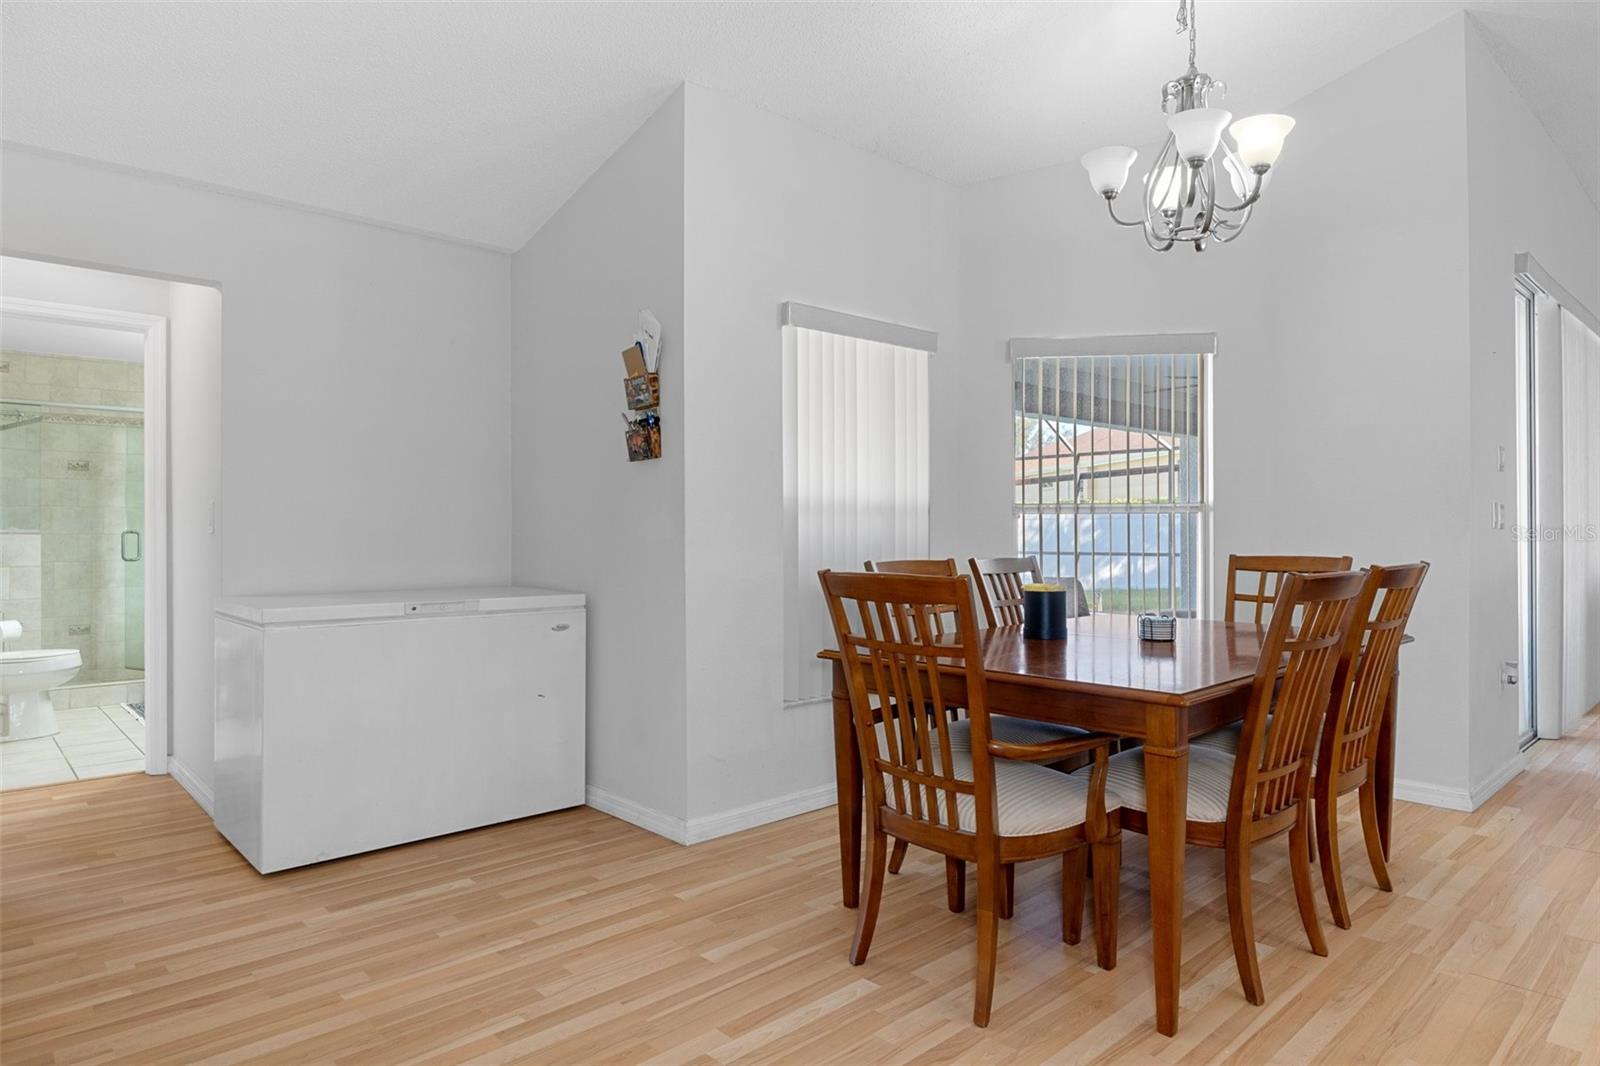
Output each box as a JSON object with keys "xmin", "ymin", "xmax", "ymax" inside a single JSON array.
[{"xmin": 622, "ymin": 310, "xmax": 663, "ymax": 462}]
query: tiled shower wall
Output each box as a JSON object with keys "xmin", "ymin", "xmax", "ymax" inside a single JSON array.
[{"xmin": 1, "ymin": 351, "xmax": 144, "ymax": 683}]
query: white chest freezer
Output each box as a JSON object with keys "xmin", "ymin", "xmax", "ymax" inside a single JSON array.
[{"xmin": 213, "ymin": 586, "xmax": 586, "ymax": 873}]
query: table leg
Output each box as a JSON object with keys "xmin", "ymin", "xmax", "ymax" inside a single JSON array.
[
  {"xmin": 1144, "ymin": 721, "xmax": 1189, "ymax": 1037},
  {"xmin": 1374, "ymin": 666, "xmax": 1398, "ymax": 861},
  {"xmin": 832, "ymin": 663, "xmax": 863, "ymax": 908}
]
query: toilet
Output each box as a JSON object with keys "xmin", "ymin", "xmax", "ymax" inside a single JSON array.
[{"xmin": 0, "ymin": 649, "xmax": 83, "ymax": 742}]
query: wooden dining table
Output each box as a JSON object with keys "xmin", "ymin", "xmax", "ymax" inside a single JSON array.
[{"xmin": 820, "ymin": 613, "xmax": 1403, "ymax": 1037}]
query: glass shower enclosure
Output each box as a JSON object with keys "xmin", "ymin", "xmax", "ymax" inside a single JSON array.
[{"xmin": 0, "ymin": 395, "xmax": 144, "ymax": 685}]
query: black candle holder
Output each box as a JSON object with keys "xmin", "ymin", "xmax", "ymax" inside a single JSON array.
[{"xmin": 1023, "ymin": 585, "xmax": 1069, "ymax": 640}]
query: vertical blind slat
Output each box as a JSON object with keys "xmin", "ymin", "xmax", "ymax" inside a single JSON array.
[{"xmin": 785, "ymin": 326, "xmax": 931, "ymax": 703}]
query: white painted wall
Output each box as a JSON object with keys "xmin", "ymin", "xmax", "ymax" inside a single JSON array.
[
  {"xmin": 2, "ymin": 148, "xmax": 515, "ymax": 796},
  {"xmin": 680, "ymin": 84, "xmax": 961, "ymax": 827},
  {"xmin": 1, "ymin": 148, "xmax": 514, "ymax": 599},
  {"xmin": 510, "ymin": 90, "xmax": 690, "ymax": 828},
  {"xmin": 958, "ymin": 17, "xmax": 1484, "ymax": 804},
  {"xmin": 1257, "ymin": 17, "xmax": 1474, "ymax": 802},
  {"xmin": 1461, "ymin": 14, "xmax": 1600, "ymax": 790}
]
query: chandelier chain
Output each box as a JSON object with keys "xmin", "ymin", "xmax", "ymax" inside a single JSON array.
[{"xmin": 1176, "ymin": 0, "xmax": 1197, "ymax": 72}]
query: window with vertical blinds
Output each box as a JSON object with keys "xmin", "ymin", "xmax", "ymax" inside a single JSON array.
[
  {"xmin": 783, "ymin": 317, "xmax": 932, "ymax": 703},
  {"xmin": 1010, "ymin": 340, "xmax": 1210, "ymax": 616}
]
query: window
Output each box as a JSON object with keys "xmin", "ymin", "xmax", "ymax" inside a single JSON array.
[
  {"xmin": 1010, "ymin": 337, "xmax": 1210, "ymax": 616},
  {"xmin": 783, "ymin": 303, "xmax": 933, "ymax": 703}
]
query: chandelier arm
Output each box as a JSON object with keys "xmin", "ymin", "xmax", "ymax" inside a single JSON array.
[
  {"xmin": 1209, "ymin": 168, "xmax": 1266, "ymax": 214},
  {"xmin": 1209, "ymin": 205, "xmax": 1253, "ymax": 241},
  {"xmin": 1143, "ymin": 226, "xmax": 1178, "ymax": 253},
  {"xmin": 1105, "ymin": 197, "xmax": 1146, "ymax": 228},
  {"xmin": 1144, "ymin": 135, "xmax": 1179, "ymax": 231}
]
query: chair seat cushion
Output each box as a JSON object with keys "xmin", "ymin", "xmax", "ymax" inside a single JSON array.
[
  {"xmin": 867, "ymin": 723, "xmax": 1120, "ymax": 837},
  {"xmin": 1191, "ymin": 722, "xmax": 1242, "ymax": 754},
  {"xmin": 949, "ymin": 715, "xmax": 1092, "ymax": 753},
  {"xmin": 1191, "ymin": 715, "xmax": 1276, "ymax": 757},
  {"xmin": 1079, "ymin": 746, "xmax": 1237, "ymax": 823},
  {"xmin": 949, "ymin": 753, "xmax": 1121, "ymax": 837}
]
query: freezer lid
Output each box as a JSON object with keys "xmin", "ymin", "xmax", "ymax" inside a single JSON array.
[{"xmin": 214, "ymin": 586, "xmax": 585, "ymax": 625}]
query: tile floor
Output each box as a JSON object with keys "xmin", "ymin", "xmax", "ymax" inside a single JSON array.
[{"xmin": 0, "ymin": 705, "xmax": 145, "ymax": 790}]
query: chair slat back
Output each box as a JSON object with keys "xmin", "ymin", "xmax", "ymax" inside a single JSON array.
[
  {"xmin": 866, "ymin": 558, "xmax": 962, "ymax": 638},
  {"xmin": 1324, "ymin": 562, "xmax": 1429, "ymax": 777},
  {"xmin": 968, "ymin": 556, "xmax": 1037, "ymax": 626},
  {"xmin": 820, "ymin": 570, "xmax": 998, "ymax": 841},
  {"xmin": 1225, "ymin": 554, "xmax": 1354, "ymax": 625},
  {"xmin": 1233, "ymin": 570, "xmax": 1366, "ymax": 822},
  {"xmin": 968, "ymin": 557, "xmax": 1092, "ymax": 626}
]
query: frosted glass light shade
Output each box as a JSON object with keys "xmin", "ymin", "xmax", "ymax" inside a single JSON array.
[
  {"xmin": 1167, "ymin": 108, "xmax": 1232, "ymax": 162},
  {"xmin": 1145, "ymin": 164, "xmax": 1184, "ymax": 214},
  {"xmin": 1229, "ymin": 114, "xmax": 1295, "ymax": 168},
  {"xmin": 1222, "ymin": 153, "xmax": 1272, "ymax": 199},
  {"xmin": 1081, "ymin": 146, "xmax": 1138, "ymax": 196}
]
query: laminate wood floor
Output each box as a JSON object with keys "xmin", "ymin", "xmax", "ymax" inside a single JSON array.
[{"xmin": 3, "ymin": 714, "xmax": 1597, "ymax": 1065}]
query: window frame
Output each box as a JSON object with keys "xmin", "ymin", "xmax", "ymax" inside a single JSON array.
[{"xmin": 1007, "ymin": 334, "xmax": 1215, "ymax": 619}]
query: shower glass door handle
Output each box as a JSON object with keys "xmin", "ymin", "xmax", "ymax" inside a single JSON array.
[{"xmin": 121, "ymin": 529, "xmax": 142, "ymax": 563}]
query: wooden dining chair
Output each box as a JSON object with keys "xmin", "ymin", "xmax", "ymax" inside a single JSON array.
[
  {"xmin": 1224, "ymin": 554, "xmax": 1354, "ymax": 624},
  {"xmin": 866, "ymin": 558, "xmax": 1100, "ymax": 912},
  {"xmin": 1316, "ymin": 561, "xmax": 1428, "ymax": 928},
  {"xmin": 968, "ymin": 556, "xmax": 1091, "ymax": 626},
  {"xmin": 819, "ymin": 569, "xmax": 1122, "ymax": 1027},
  {"xmin": 1084, "ymin": 569, "xmax": 1366, "ymax": 1006}
]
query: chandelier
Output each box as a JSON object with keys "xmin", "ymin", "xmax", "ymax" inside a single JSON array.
[{"xmin": 1080, "ymin": 0, "xmax": 1294, "ymax": 252}]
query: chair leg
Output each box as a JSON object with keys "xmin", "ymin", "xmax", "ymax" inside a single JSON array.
[
  {"xmin": 1358, "ymin": 782, "xmax": 1394, "ymax": 891},
  {"xmin": 973, "ymin": 853, "xmax": 1002, "ymax": 1028},
  {"xmin": 1061, "ymin": 848, "xmax": 1087, "ymax": 945},
  {"xmin": 999, "ymin": 863, "xmax": 1015, "ymax": 920},
  {"xmin": 946, "ymin": 857, "xmax": 966, "ymax": 913},
  {"xmin": 1091, "ymin": 833, "xmax": 1120, "ymax": 971},
  {"xmin": 1289, "ymin": 812, "xmax": 1329, "ymax": 957},
  {"xmin": 1224, "ymin": 836, "xmax": 1266, "ymax": 1005},
  {"xmin": 850, "ymin": 829, "xmax": 889, "ymax": 965},
  {"xmin": 888, "ymin": 838, "xmax": 909, "ymax": 874},
  {"xmin": 1316, "ymin": 787, "xmax": 1352, "ymax": 930}
]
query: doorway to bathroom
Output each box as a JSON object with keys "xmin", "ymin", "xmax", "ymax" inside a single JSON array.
[{"xmin": 1, "ymin": 258, "xmax": 173, "ymax": 789}]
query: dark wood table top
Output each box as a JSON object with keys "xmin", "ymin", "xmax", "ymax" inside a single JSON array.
[
  {"xmin": 972, "ymin": 616, "xmax": 1269, "ymax": 705},
  {"xmin": 819, "ymin": 615, "xmax": 1412, "ymax": 708}
]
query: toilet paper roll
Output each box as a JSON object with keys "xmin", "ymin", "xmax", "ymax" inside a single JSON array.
[{"xmin": 0, "ymin": 619, "xmax": 22, "ymax": 640}]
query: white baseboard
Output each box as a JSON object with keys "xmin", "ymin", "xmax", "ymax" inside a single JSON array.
[
  {"xmin": 586, "ymin": 782, "xmax": 837, "ymax": 846},
  {"xmin": 683, "ymin": 783, "xmax": 836, "ymax": 845},
  {"xmin": 167, "ymin": 756, "xmax": 214, "ymax": 816},
  {"xmin": 586, "ymin": 785, "xmax": 688, "ymax": 844},
  {"xmin": 1468, "ymin": 750, "xmax": 1527, "ymax": 809},
  {"xmin": 1392, "ymin": 778, "xmax": 1472, "ymax": 811},
  {"xmin": 1393, "ymin": 750, "xmax": 1527, "ymax": 814}
]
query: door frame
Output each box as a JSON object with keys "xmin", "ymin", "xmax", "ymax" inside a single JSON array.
[{"xmin": 1, "ymin": 296, "xmax": 170, "ymax": 774}]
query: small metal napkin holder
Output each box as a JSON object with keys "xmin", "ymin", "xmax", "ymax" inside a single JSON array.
[{"xmin": 1137, "ymin": 611, "xmax": 1177, "ymax": 642}]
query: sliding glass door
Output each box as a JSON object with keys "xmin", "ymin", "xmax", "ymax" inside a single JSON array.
[{"xmin": 1514, "ymin": 281, "xmax": 1538, "ymax": 746}]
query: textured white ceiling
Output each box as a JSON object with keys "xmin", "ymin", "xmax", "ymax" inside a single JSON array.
[{"xmin": 2, "ymin": 2, "xmax": 1594, "ymax": 251}]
